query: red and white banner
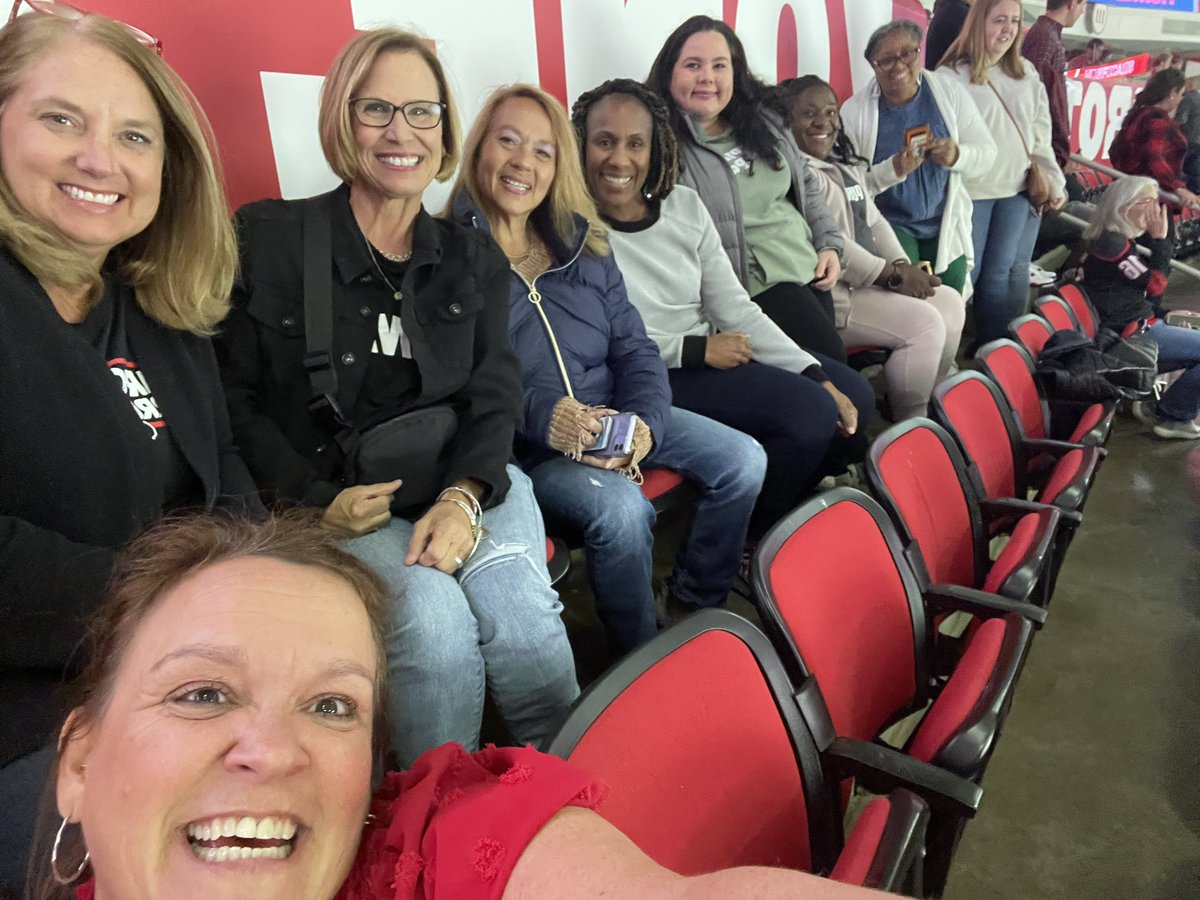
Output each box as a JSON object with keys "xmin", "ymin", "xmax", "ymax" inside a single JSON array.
[
  {"xmin": 1066, "ymin": 52, "xmax": 1151, "ymax": 82},
  {"xmin": 1067, "ymin": 76, "xmax": 1143, "ymax": 163}
]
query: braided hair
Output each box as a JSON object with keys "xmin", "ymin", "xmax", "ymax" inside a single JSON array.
[
  {"xmin": 768, "ymin": 75, "xmax": 868, "ymax": 168},
  {"xmin": 571, "ymin": 78, "xmax": 680, "ymax": 203}
]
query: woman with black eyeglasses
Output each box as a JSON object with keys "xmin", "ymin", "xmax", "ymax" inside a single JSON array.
[{"xmin": 215, "ymin": 29, "xmax": 578, "ymax": 770}]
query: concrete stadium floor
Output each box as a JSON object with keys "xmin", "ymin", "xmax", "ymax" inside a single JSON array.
[{"xmin": 547, "ymin": 413, "xmax": 1200, "ymax": 898}]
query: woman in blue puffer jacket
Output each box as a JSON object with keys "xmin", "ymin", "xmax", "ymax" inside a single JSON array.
[{"xmin": 451, "ymin": 84, "xmax": 765, "ymax": 654}]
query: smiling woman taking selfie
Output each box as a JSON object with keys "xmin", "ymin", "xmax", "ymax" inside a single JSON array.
[{"xmin": 30, "ymin": 512, "xmax": 895, "ymax": 900}]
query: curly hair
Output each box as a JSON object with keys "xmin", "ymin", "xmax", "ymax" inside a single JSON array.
[
  {"xmin": 768, "ymin": 75, "xmax": 868, "ymax": 168},
  {"xmin": 646, "ymin": 15, "xmax": 781, "ymax": 171},
  {"xmin": 571, "ymin": 78, "xmax": 679, "ymax": 203}
]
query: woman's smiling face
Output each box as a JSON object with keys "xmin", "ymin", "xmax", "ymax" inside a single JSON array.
[{"xmin": 57, "ymin": 556, "xmax": 378, "ymax": 900}]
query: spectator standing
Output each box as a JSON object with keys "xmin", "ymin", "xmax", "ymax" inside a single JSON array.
[
  {"xmin": 1066, "ymin": 38, "xmax": 1109, "ymax": 71},
  {"xmin": 926, "ymin": 0, "xmax": 972, "ymax": 69},
  {"xmin": 940, "ymin": 0, "xmax": 1067, "ymax": 346},
  {"xmin": 1021, "ymin": 0, "xmax": 1086, "ymax": 176}
]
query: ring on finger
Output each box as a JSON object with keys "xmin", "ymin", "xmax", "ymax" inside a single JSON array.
[{"xmin": 453, "ymin": 556, "xmax": 464, "ymax": 568}]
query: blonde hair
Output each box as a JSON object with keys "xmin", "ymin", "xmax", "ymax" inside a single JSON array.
[
  {"xmin": 0, "ymin": 13, "xmax": 235, "ymax": 335},
  {"xmin": 453, "ymin": 84, "xmax": 608, "ymax": 256},
  {"xmin": 318, "ymin": 28, "xmax": 460, "ymax": 185},
  {"xmin": 938, "ymin": 0, "xmax": 1027, "ymax": 83},
  {"xmin": 1084, "ymin": 175, "xmax": 1159, "ymax": 242}
]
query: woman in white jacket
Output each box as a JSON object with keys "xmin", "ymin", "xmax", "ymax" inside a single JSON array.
[
  {"xmin": 773, "ymin": 75, "xmax": 965, "ymax": 420},
  {"xmin": 939, "ymin": 0, "xmax": 1066, "ymax": 346},
  {"xmin": 840, "ymin": 19, "xmax": 996, "ymax": 298}
]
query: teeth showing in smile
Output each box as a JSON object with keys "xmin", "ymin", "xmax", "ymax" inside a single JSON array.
[
  {"xmin": 602, "ymin": 175, "xmax": 632, "ymax": 186},
  {"xmin": 501, "ymin": 176, "xmax": 530, "ymax": 193},
  {"xmin": 60, "ymin": 184, "xmax": 119, "ymax": 206},
  {"xmin": 379, "ymin": 155, "xmax": 419, "ymax": 167},
  {"xmin": 186, "ymin": 815, "xmax": 297, "ymax": 863}
]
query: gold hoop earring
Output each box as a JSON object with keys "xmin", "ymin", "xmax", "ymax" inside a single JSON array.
[{"xmin": 50, "ymin": 816, "xmax": 90, "ymax": 886}]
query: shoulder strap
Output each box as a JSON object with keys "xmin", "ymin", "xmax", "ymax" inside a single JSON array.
[
  {"xmin": 987, "ymin": 80, "xmax": 1033, "ymax": 162},
  {"xmin": 302, "ymin": 194, "xmax": 345, "ymax": 422}
]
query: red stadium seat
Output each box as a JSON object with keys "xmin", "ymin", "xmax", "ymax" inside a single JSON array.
[
  {"xmin": 1034, "ymin": 295, "xmax": 1082, "ymax": 334},
  {"xmin": 752, "ymin": 488, "xmax": 1035, "ymax": 896},
  {"xmin": 1007, "ymin": 314, "xmax": 1055, "ymax": 361},
  {"xmin": 865, "ymin": 418, "xmax": 1062, "ymax": 609},
  {"xmin": 1055, "ymin": 284, "xmax": 1100, "ymax": 340},
  {"xmin": 543, "ymin": 609, "xmax": 931, "ymax": 892},
  {"xmin": 545, "ymin": 536, "xmax": 570, "ymax": 586},
  {"xmin": 975, "ymin": 339, "xmax": 1113, "ymax": 447}
]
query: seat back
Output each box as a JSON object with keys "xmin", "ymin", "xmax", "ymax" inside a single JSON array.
[
  {"xmin": 753, "ymin": 488, "xmax": 929, "ymax": 745},
  {"xmin": 544, "ymin": 610, "xmax": 832, "ymax": 875},
  {"xmin": 866, "ymin": 419, "xmax": 984, "ymax": 591},
  {"xmin": 931, "ymin": 371, "xmax": 1019, "ymax": 501},
  {"xmin": 1056, "ymin": 283, "xmax": 1099, "ymax": 340},
  {"xmin": 976, "ymin": 339, "xmax": 1047, "ymax": 441},
  {"xmin": 1008, "ymin": 314, "xmax": 1054, "ymax": 360},
  {"xmin": 1034, "ymin": 295, "xmax": 1082, "ymax": 334}
]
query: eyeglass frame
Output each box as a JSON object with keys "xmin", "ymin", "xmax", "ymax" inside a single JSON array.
[
  {"xmin": 870, "ymin": 46, "xmax": 920, "ymax": 70},
  {"xmin": 7, "ymin": 0, "xmax": 162, "ymax": 55},
  {"xmin": 348, "ymin": 98, "xmax": 445, "ymax": 130}
]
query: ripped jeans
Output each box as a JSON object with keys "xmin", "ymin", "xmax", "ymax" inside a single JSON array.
[
  {"xmin": 347, "ymin": 465, "xmax": 579, "ymax": 766},
  {"xmin": 528, "ymin": 407, "xmax": 766, "ymax": 653}
]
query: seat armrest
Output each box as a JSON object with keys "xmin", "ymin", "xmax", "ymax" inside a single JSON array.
[
  {"xmin": 925, "ymin": 583, "xmax": 1048, "ymax": 627},
  {"xmin": 980, "ymin": 496, "xmax": 1082, "ymax": 527},
  {"xmin": 991, "ymin": 507, "xmax": 1061, "ymax": 603},
  {"xmin": 1021, "ymin": 437, "xmax": 1087, "ymax": 456},
  {"xmin": 830, "ymin": 789, "xmax": 930, "ymax": 893},
  {"xmin": 824, "ymin": 736, "xmax": 982, "ymax": 818}
]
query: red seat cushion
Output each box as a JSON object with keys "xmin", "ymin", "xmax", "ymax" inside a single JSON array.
[
  {"xmin": 566, "ymin": 630, "xmax": 813, "ymax": 873},
  {"xmin": 640, "ymin": 468, "xmax": 684, "ymax": 500},
  {"xmin": 1013, "ymin": 319, "xmax": 1052, "ymax": 359},
  {"xmin": 939, "ymin": 380, "xmax": 1018, "ymax": 500},
  {"xmin": 982, "ymin": 512, "xmax": 1042, "ymax": 594},
  {"xmin": 983, "ymin": 346, "xmax": 1045, "ymax": 440},
  {"xmin": 1036, "ymin": 448, "xmax": 1086, "ymax": 507},
  {"xmin": 1058, "ymin": 285, "xmax": 1097, "ymax": 339},
  {"xmin": 1068, "ymin": 404, "xmax": 1106, "ymax": 443},
  {"xmin": 829, "ymin": 796, "xmax": 893, "ymax": 885},
  {"xmin": 907, "ymin": 616, "xmax": 1007, "ymax": 763}
]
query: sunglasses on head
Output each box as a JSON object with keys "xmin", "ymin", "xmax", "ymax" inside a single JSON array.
[{"xmin": 7, "ymin": 0, "xmax": 162, "ymax": 55}]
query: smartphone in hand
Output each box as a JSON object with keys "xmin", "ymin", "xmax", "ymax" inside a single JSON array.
[
  {"xmin": 589, "ymin": 413, "xmax": 637, "ymax": 458},
  {"xmin": 905, "ymin": 124, "xmax": 931, "ymax": 156}
]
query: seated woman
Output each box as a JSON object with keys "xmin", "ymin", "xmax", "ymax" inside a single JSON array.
[
  {"xmin": 771, "ymin": 75, "xmax": 965, "ymax": 419},
  {"xmin": 0, "ymin": 9, "xmax": 260, "ymax": 887},
  {"xmin": 449, "ymin": 84, "xmax": 766, "ymax": 652},
  {"xmin": 570, "ymin": 78, "xmax": 866, "ymax": 536},
  {"xmin": 939, "ymin": 0, "xmax": 1067, "ymax": 346},
  {"xmin": 215, "ymin": 29, "xmax": 578, "ymax": 767},
  {"xmin": 1109, "ymin": 68, "xmax": 1200, "ymax": 216},
  {"xmin": 840, "ymin": 19, "xmax": 997, "ymax": 296},
  {"xmin": 31, "ymin": 512, "xmax": 891, "ymax": 900},
  {"xmin": 1081, "ymin": 176, "xmax": 1200, "ymax": 440},
  {"xmin": 646, "ymin": 15, "xmax": 849, "ymax": 364}
]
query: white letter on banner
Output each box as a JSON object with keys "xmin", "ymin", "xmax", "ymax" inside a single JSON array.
[
  {"xmin": 562, "ymin": 0, "xmax": 718, "ymax": 105},
  {"xmin": 844, "ymin": 0, "xmax": 895, "ymax": 92},
  {"xmin": 261, "ymin": 72, "xmax": 339, "ymax": 200},
  {"xmin": 1077, "ymin": 81, "xmax": 1107, "ymax": 161},
  {"xmin": 733, "ymin": 0, "xmax": 829, "ymax": 85}
]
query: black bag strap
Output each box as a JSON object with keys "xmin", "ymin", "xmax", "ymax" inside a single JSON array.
[{"xmin": 302, "ymin": 195, "xmax": 345, "ymax": 423}]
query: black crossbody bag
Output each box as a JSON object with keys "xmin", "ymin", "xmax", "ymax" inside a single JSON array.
[{"xmin": 302, "ymin": 198, "xmax": 458, "ymax": 513}]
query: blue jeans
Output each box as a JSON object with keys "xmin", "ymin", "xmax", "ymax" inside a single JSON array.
[
  {"xmin": 1148, "ymin": 320, "xmax": 1200, "ymax": 422},
  {"xmin": 529, "ymin": 407, "xmax": 766, "ymax": 653},
  {"xmin": 971, "ymin": 194, "xmax": 1041, "ymax": 345},
  {"xmin": 347, "ymin": 465, "xmax": 579, "ymax": 766}
]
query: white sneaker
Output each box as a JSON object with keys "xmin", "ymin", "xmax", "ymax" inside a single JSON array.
[
  {"xmin": 1029, "ymin": 264, "xmax": 1057, "ymax": 286},
  {"xmin": 1153, "ymin": 419, "xmax": 1200, "ymax": 440}
]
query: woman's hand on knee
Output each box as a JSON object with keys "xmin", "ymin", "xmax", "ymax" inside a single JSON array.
[
  {"xmin": 821, "ymin": 381, "xmax": 859, "ymax": 436},
  {"xmin": 812, "ymin": 249, "xmax": 842, "ymax": 290},
  {"xmin": 406, "ymin": 501, "xmax": 476, "ymax": 572},
  {"xmin": 322, "ymin": 481, "xmax": 400, "ymax": 537}
]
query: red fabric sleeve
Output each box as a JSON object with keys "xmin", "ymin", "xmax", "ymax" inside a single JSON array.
[{"xmin": 336, "ymin": 743, "xmax": 608, "ymax": 900}]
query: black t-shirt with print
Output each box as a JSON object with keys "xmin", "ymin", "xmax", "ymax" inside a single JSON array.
[
  {"xmin": 72, "ymin": 284, "xmax": 202, "ymax": 509},
  {"xmin": 354, "ymin": 256, "xmax": 423, "ymax": 428}
]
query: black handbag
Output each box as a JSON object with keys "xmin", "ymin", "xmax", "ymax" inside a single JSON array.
[{"xmin": 302, "ymin": 198, "xmax": 457, "ymax": 513}]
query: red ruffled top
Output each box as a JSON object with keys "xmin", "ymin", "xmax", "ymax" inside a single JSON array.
[{"xmin": 76, "ymin": 743, "xmax": 606, "ymax": 900}]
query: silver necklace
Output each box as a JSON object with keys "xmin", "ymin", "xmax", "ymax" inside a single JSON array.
[
  {"xmin": 362, "ymin": 235, "xmax": 405, "ymax": 301},
  {"xmin": 378, "ymin": 247, "xmax": 412, "ymax": 263}
]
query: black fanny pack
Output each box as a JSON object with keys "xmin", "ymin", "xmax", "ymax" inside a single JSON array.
[{"xmin": 302, "ymin": 197, "xmax": 456, "ymax": 513}]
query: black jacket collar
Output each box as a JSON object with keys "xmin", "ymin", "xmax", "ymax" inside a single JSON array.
[{"xmin": 328, "ymin": 182, "xmax": 445, "ymax": 286}]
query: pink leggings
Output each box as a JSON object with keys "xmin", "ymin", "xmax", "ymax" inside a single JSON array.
[{"xmin": 839, "ymin": 285, "xmax": 965, "ymax": 420}]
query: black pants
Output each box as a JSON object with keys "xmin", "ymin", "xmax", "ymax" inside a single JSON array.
[
  {"xmin": 752, "ymin": 281, "xmax": 845, "ymax": 363},
  {"xmin": 669, "ymin": 356, "xmax": 874, "ymax": 538}
]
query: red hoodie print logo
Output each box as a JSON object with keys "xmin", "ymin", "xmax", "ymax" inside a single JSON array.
[{"xmin": 108, "ymin": 358, "xmax": 165, "ymax": 440}]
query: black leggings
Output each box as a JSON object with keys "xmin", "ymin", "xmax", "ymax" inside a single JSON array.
[{"xmin": 752, "ymin": 281, "xmax": 846, "ymax": 364}]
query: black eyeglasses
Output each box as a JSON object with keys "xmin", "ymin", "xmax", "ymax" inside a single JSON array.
[
  {"xmin": 871, "ymin": 47, "xmax": 919, "ymax": 70},
  {"xmin": 349, "ymin": 98, "xmax": 444, "ymax": 130},
  {"xmin": 7, "ymin": 0, "xmax": 162, "ymax": 55}
]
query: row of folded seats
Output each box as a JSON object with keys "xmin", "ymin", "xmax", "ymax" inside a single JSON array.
[{"xmin": 532, "ymin": 290, "xmax": 1121, "ymax": 897}]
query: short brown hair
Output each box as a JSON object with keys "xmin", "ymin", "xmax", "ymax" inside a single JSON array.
[
  {"xmin": 28, "ymin": 512, "xmax": 391, "ymax": 900},
  {"xmin": 0, "ymin": 12, "xmax": 236, "ymax": 335},
  {"xmin": 318, "ymin": 28, "xmax": 460, "ymax": 185}
]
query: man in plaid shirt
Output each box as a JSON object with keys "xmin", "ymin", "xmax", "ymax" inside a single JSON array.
[{"xmin": 1021, "ymin": 0, "xmax": 1086, "ymax": 175}]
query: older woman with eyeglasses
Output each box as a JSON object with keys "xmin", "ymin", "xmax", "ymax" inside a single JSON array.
[
  {"xmin": 841, "ymin": 18, "xmax": 996, "ymax": 297},
  {"xmin": 216, "ymin": 29, "xmax": 578, "ymax": 772}
]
